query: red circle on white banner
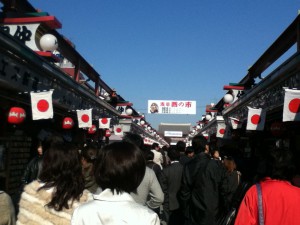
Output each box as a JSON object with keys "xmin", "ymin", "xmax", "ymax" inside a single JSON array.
[
  {"xmin": 37, "ymin": 99, "xmax": 49, "ymax": 112},
  {"xmin": 101, "ymin": 118, "xmax": 108, "ymax": 124},
  {"xmin": 288, "ymin": 98, "xmax": 300, "ymax": 113},
  {"xmin": 251, "ymin": 114, "xmax": 261, "ymax": 124},
  {"xmin": 116, "ymin": 127, "xmax": 122, "ymax": 133},
  {"xmin": 219, "ymin": 128, "xmax": 225, "ymax": 134},
  {"xmin": 81, "ymin": 114, "xmax": 89, "ymax": 123}
]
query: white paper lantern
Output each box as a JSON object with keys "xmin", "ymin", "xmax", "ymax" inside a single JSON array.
[
  {"xmin": 40, "ymin": 34, "xmax": 58, "ymax": 51},
  {"xmin": 125, "ymin": 108, "xmax": 133, "ymax": 115},
  {"xmin": 223, "ymin": 93, "xmax": 234, "ymax": 103},
  {"xmin": 205, "ymin": 114, "xmax": 212, "ymax": 121}
]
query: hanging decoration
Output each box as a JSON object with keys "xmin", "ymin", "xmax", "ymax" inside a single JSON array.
[
  {"xmin": 99, "ymin": 118, "xmax": 111, "ymax": 129},
  {"xmin": 229, "ymin": 117, "xmax": 242, "ymax": 129},
  {"xmin": 8, "ymin": 107, "xmax": 26, "ymax": 124},
  {"xmin": 113, "ymin": 125, "xmax": 124, "ymax": 136},
  {"xmin": 88, "ymin": 124, "xmax": 97, "ymax": 134},
  {"xmin": 283, "ymin": 89, "xmax": 300, "ymax": 122},
  {"xmin": 62, "ymin": 117, "xmax": 74, "ymax": 129},
  {"xmin": 30, "ymin": 90, "xmax": 54, "ymax": 120},
  {"xmin": 105, "ymin": 129, "xmax": 111, "ymax": 137},
  {"xmin": 246, "ymin": 107, "xmax": 266, "ymax": 131},
  {"xmin": 76, "ymin": 109, "xmax": 92, "ymax": 128}
]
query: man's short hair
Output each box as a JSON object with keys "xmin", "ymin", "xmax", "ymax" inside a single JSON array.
[
  {"xmin": 192, "ymin": 135, "xmax": 207, "ymax": 154},
  {"xmin": 151, "ymin": 143, "xmax": 159, "ymax": 149}
]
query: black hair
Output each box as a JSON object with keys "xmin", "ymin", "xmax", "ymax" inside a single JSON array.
[
  {"xmin": 176, "ymin": 141, "xmax": 186, "ymax": 153},
  {"xmin": 81, "ymin": 143, "xmax": 98, "ymax": 163},
  {"xmin": 192, "ymin": 135, "xmax": 207, "ymax": 154},
  {"xmin": 151, "ymin": 143, "xmax": 159, "ymax": 149},
  {"xmin": 123, "ymin": 132, "xmax": 144, "ymax": 149},
  {"xmin": 145, "ymin": 150, "xmax": 155, "ymax": 161},
  {"xmin": 168, "ymin": 147, "xmax": 181, "ymax": 161},
  {"xmin": 38, "ymin": 142, "xmax": 85, "ymax": 211},
  {"xmin": 267, "ymin": 147, "xmax": 296, "ymax": 181},
  {"xmin": 94, "ymin": 141, "xmax": 146, "ymax": 194},
  {"xmin": 185, "ymin": 146, "xmax": 194, "ymax": 155}
]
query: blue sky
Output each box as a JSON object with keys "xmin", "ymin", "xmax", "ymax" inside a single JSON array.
[{"xmin": 30, "ymin": 0, "xmax": 299, "ymax": 129}]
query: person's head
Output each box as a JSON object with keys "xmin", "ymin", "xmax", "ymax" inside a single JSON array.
[
  {"xmin": 123, "ymin": 132, "xmax": 144, "ymax": 149},
  {"xmin": 265, "ymin": 147, "xmax": 296, "ymax": 181},
  {"xmin": 176, "ymin": 141, "xmax": 186, "ymax": 153},
  {"xmin": 81, "ymin": 143, "xmax": 98, "ymax": 168},
  {"xmin": 42, "ymin": 134, "xmax": 64, "ymax": 153},
  {"xmin": 168, "ymin": 147, "xmax": 181, "ymax": 161},
  {"xmin": 37, "ymin": 141, "xmax": 43, "ymax": 156},
  {"xmin": 150, "ymin": 103, "xmax": 158, "ymax": 113},
  {"xmin": 210, "ymin": 149, "xmax": 220, "ymax": 160},
  {"xmin": 192, "ymin": 135, "xmax": 208, "ymax": 154},
  {"xmin": 38, "ymin": 142, "xmax": 85, "ymax": 211},
  {"xmin": 145, "ymin": 150, "xmax": 155, "ymax": 161},
  {"xmin": 151, "ymin": 143, "xmax": 159, "ymax": 151},
  {"xmin": 94, "ymin": 141, "xmax": 146, "ymax": 194},
  {"xmin": 224, "ymin": 156, "xmax": 236, "ymax": 172},
  {"xmin": 185, "ymin": 146, "xmax": 195, "ymax": 158}
]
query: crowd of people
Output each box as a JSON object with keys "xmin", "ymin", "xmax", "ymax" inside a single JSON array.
[{"xmin": 1, "ymin": 132, "xmax": 300, "ymax": 225}]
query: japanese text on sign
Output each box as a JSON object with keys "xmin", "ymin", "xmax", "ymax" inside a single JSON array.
[{"xmin": 148, "ymin": 100, "xmax": 196, "ymax": 114}]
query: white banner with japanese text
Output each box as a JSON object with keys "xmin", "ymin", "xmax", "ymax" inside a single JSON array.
[{"xmin": 148, "ymin": 100, "xmax": 196, "ymax": 114}]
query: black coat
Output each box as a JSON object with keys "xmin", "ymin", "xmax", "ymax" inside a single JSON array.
[
  {"xmin": 21, "ymin": 156, "xmax": 43, "ymax": 186},
  {"xmin": 179, "ymin": 152, "xmax": 227, "ymax": 225}
]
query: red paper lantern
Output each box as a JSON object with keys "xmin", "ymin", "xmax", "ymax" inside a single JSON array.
[
  {"xmin": 8, "ymin": 107, "xmax": 26, "ymax": 124},
  {"xmin": 105, "ymin": 129, "xmax": 111, "ymax": 137},
  {"xmin": 62, "ymin": 117, "xmax": 74, "ymax": 129},
  {"xmin": 88, "ymin": 125, "xmax": 97, "ymax": 134}
]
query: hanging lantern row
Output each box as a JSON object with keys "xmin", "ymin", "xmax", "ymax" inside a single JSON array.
[{"xmin": 7, "ymin": 107, "xmax": 109, "ymax": 134}]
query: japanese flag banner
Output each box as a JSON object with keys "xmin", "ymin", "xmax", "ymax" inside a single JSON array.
[
  {"xmin": 246, "ymin": 107, "xmax": 266, "ymax": 131},
  {"xmin": 77, "ymin": 109, "xmax": 92, "ymax": 128},
  {"xmin": 283, "ymin": 89, "xmax": 300, "ymax": 121},
  {"xmin": 216, "ymin": 122, "xmax": 226, "ymax": 138},
  {"xmin": 229, "ymin": 117, "xmax": 242, "ymax": 129},
  {"xmin": 30, "ymin": 90, "xmax": 54, "ymax": 120},
  {"xmin": 114, "ymin": 125, "xmax": 124, "ymax": 136},
  {"xmin": 99, "ymin": 118, "xmax": 111, "ymax": 129}
]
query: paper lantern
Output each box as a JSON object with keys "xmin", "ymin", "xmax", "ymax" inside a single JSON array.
[
  {"xmin": 205, "ymin": 114, "xmax": 212, "ymax": 121},
  {"xmin": 125, "ymin": 108, "xmax": 133, "ymax": 115},
  {"xmin": 8, "ymin": 107, "xmax": 26, "ymax": 124},
  {"xmin": 62, "ymin": 117, "xmax": 74, "ymax": 129},
  {"xmin": 105, "ymin": 129, "xmax": 111, "ymax": 137},
  {"xmin": 40, "ymin": 34, "xmax": 58, "ymax": 51},
  {"xmin": 223, "ymin": 93, "xmax": 234, "ymax": 103},
  {"xmin": 88, "ymin": 125, "xmax": 97, "ymax": 134}
]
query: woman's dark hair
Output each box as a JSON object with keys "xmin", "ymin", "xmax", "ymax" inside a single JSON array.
[
  {"xmin": 38, "ymin": 142, "xmax": 85, "ymax": 211},
  {"xmin": 94, "ymin": 141, "xmax": 146, "ymax": 194},
  {"xmin": 123, "ymin": 132, "xmax": 144, "ymax": 149},
  {"xmin": 81, "ymin": 143, "xmax": 98, "ymax": 163},
  {"xmin": 267, "ymin": 147, "xmax": 296, "ymax": 181}
]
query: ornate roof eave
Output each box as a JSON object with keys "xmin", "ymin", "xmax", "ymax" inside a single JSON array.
[{"xmin": 222, "ymin": 52, "xmax": 300, "ymax": 121}]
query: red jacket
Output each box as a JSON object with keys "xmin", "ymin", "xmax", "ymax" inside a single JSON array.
[{"xmin": 235, "ymin": 178, "xmax": 300, "ymax": 225}]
